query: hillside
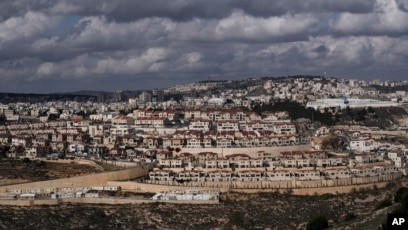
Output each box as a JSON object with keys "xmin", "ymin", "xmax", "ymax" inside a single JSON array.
[{"xmin": 0, "ymin": 181, "xmax": 406, "ymax": 229}]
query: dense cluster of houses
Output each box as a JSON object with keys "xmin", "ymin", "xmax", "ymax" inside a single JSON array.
[
  {"xmin": 148, "ymin": 163, "xmax": 400, "ymax": 182},
  {"xmin": 147, "ymin": 149, "xmax": 402, "ymax": 183},
  {"xmin": 0, "ymin": 106, "xmax": 312, "ymax": 160}
]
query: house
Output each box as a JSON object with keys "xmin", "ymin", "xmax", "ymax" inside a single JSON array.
[
  {"xmin": 388, "ymin": 151, "xmax": 405, "ymax": 167},
  {"xmin": 355, "ymin": 154, "xmax": 378, "ymax": 164},
  {"xmin": 226, "ymin": 153, "xmax": 251, "ymax": 168},
  {"xmin": 11, "ymin": 137, "xmax": 31, "ymax": 147},
  {"xmin": 273, "ymin": 122, "xmax": 296, "ymax": 135},
  {"xmin": 303, "ymin": 150, "xmax": 327, "ymax": 159},
  {"xmin": 0, "ymin": 134, "xmax": 10, "ymax": 145},
  {"xmin": 188, "ymin": 119, "xmax": 212, "ymax": 131},
  {"xmin": 206, "ymin": 170, "xmax": 233, "ymax": 182},
  {"xmin": 186, "ymin": 138, "xmax": 202, "ymax": 148},
  {"xmin": 256, "ymin": 151, "xmax": 274, "ymax": 161},
  {"xmin": 282, "ymin": 158, "xmax": 310, "ymax": 168},
  {"xmin": 350, "ymin": 166, "xmax": 378, "ymax": 177},
  {"xmin": 324, "ymin": 168, "xmax": 351, "ymax": 179},
  {"xmin": 245, "ymin": 121, "xmax": 269, "ymax": 131},
  {"xmin": 109, "ymin": 147, "xmax": 125, "ymax": 157},
  {"xmin": 205, "ymin": 159, "xmax": 218, "ymax": 168},
  {"xmin": 156, "ymin": 150, "xmax": 173, "ymax": 160},
  {"xmin": 374, "ymin": 164, "xmax": 399, "ymax": 175},
  {"xmin": 350, "ymin": 138, "xmax": 367, "ymax": 151},
  {"xmin": 235, "ymin": 137, "xmax": 255, "ymax": 148},
  {"xmin": 216, "ymin": 138, "xmax": 233, "ymax": 148},
  {"xmin": 293, "ymin": 170, "xmax": 320, "ymax": 180},
  {"xmin": 249, "ymin": 159, "xmax": 263, "ymax": 168},
  {"xmin": 171, "ymin": 138, "xmax": 184, "ymax": 147},
  {"xmin": 122, "ymin": 135, "xmax": 141, "ymax": 147},
  {"xmin": 111, "ymin": 115, "xmax": 134, "ymax": 126},
  {"xmin": 176, "ymin": 170, "xmax": 206, "ymax": 182},
  {"xmin": 153, "ymin": 109, "xmax": 180, "ymax": 121},
  {"xmin": 202, "ymin": 137, "xmax": 212, "ymax": 148},
  {"xmin": 109, "ymin": 126, "xmax": 130, "ymax": 137},
  {"xmin": 178, "ymin": 152, "xmax": 195, "ymax": 164},
  {"xmin": 264, "ymin": 170, "xmax": 292, "ymax": 181},
  {"xmin": 135, "ymin": 117, "xmax": 171, "ymax": 127},
  {"xmin": 235, "ymin": 170, "xmax": 263, "ymax": 181},
  {"xmin": 216, "ymin": 159, "xmax": 230, "ymax": 168},
  {"xmin": 158, "ymin": 159, "xmax": 172, "ymax": 168},
  {"xmin": 197, "ymin": 152, "xmax": 218, "ymax": 164},
  {"xmin": 149, "ymin": 169, "xmax": 175, "ymax": 181},
  {"xmin": 280, "ymin": 151, "xmax": 304, "ymax": 159},
  {"xmin": 184, "ymin": 109, "xmax": 201, "ymax": 119},
  {"xmin": 216, "ymin": 121, "xmax": 239, "ymax": 132},
  {"xmin": 88, "ymin": 145, "xmax": 109, "ymax": 157},
  {"xmin": 71, "ymin": 118, "xmax": 90, "ymax": 127},
  {"xmin": 316, "ymin": 126, "xmax": 330, "ymax": 136},
  {"xmin": 170, "ymin": 159, "xmax": 184, "ymax": 168}
]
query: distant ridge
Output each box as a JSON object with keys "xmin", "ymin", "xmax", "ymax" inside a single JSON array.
[{"xmin": 54, "ymin": 90, "xmax": 112, "ymax": 96}]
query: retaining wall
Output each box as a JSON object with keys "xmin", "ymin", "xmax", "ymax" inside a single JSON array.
[{"xmin": 109, "ymin": 173, "xmax": 402, "ymax": 195}]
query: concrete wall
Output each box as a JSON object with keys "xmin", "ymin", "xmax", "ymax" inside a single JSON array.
[
  {"xmin": 0, "ymin": 197, "xmax": 218, "ymax": 206},
  {"xmin": 110, "ymin": 173, "xmax": 402, "ymax": 195},
  {"xmin": 0, "ymin": 163, "xmax": 154, "ymax": 192},
  {"xmin": 62, "ymin": 197, "xmax": 218, "ymax": 205},
  {"xmin": 0, "ymin": 200, "xmax": 33, "ymax": 206},
  {"xmin": 95, "ymin": 160, "xmax": 141, "ymax": 168}
]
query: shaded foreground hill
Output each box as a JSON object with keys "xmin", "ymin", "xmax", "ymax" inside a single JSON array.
[{"xmin": 0, "ymin": 183, "xmax": 404, "ymax": 230}]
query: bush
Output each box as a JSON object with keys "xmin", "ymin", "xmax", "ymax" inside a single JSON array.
[
  {"xmin": 22, "ymin": 158, "xmax": 31, "ymax": 164},
  {"xmin": 344, "ymin": 212, "xmax": 356, "ymax": 221},
  {"xmin": 394, "ymin": 187, "xmax": 408, "ymax": 203},
  {"xmin": 306, "ymin": 215, "xmax": 329, "ymax": 230},
  {"xmin": 375, "ymin": 198, "xmax": 392, "ymax": 210}
]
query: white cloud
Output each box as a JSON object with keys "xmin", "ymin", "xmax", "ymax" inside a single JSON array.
[
  {"xmin": 329, "ymin": 0, "xmax": 408, "ymax": 34},
  {"xmin": 0, "ymin": 11, "xmax": 59, "ymax": 42},
  {"xmin": 214, "ymin": 11, "xmax": 317, "ymax": 41},
  {"xmin": 168, "ymin": 11, "xmax": 318, "ymax": 42},
  {"xmin": 36, "ymin": 62, "xmax": 56, "ymax": 77}
]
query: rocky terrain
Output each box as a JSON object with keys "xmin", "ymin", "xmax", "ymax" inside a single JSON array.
[{"xmin": 0, "ymin": 183, "xmax": 403, "ymax": 230}]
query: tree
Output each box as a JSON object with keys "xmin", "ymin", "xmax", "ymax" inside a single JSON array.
[
  {"xmin": 394, "ymin": 187, "xmax": 408, "ymax": 204},
  {"xmin": 0, "ymin": 115, "xmax": 6, "ymax": 125},
  {"xmin": 306, "ymin": 216, "xmax": 329, "ymax": 230}
]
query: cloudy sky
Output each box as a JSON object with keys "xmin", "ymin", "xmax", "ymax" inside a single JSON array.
[{"xmin": 0, "ymin": 0, "xmax": 407, "ymax": 93}]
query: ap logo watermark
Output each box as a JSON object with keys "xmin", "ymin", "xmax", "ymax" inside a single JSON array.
[{"xmin": 388, "ymin": 214, "xmax": 408, "ymax": 229}]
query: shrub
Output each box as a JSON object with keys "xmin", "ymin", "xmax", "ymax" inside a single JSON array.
[
  {"xmin": 306, "ymin": 215, "xmax": 329, "ymax": 230},
  {"xmin": 394, "ymin": 187, "xmax": 408, "ymax": 203},
  {"xmin": 375, "ymin": 198, "xmax": 392, "ymax": 210},
  {"xmin": 344, "ymin": 212, "xmax": 356, "ymax": 221}
]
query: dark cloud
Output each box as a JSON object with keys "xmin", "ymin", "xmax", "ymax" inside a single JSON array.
[
  {"xmin": 0, "ymin": 0, "xmax": 407, "ymax": 93},
  {"xmin": 0, "ymin": 0, "xmax": 375, "ymax": 22}
]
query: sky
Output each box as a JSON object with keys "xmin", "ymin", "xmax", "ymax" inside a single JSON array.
[{"xmin": 0, "ymin": 0, "xmax": 408, "ymax": 93}]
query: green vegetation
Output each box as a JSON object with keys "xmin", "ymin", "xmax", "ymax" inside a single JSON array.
[
  {"xmin": 251, "ymin": 100, "xmax": 335, "ymax": 125},
  {"xmin": 394, "ymin": 187, "xmax": 408, "ymax": 204},
  {"xmin": 0, "ymin": 115, "xmax": 5, "ymax": 125},
  {"xmin": 381, "ymin": 187, "xmax": 408, "ymax": 229},
  {"xmin": 375, "ymin": 198, "xmax": 392, "ymax": 210},
  {"xmin": 306, "ymin": 215, "xmax": 329, "ymax": 230}
]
